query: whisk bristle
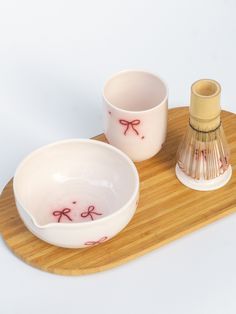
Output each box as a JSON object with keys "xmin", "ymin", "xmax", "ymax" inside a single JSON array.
[{"xmin": 177, "ymin": 122, "xmax": 230, "ymax": 180}]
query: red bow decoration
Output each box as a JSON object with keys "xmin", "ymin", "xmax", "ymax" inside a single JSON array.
[
  {"xmin": 85, "ymin": 236, "xmax": 108, "ymax": 246},
  {"xmin": 219, "ymin": 156, "xmax": 229, "ymax": 169},
  {"xmin": 53, "ymin": 208, "xmax": 72, "ymax": 223},
  {"xmin": 119, "ymin": 119, "xmax": 140, "ymax": 136},
  {"xmin": 81, "ymin": 205, "xmax": 102, "ymax": 221},
  {"xmin": 195, "ymin": 149, "xmax": 207, "ymax": 160}
]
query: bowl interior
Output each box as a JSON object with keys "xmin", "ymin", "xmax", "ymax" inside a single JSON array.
[{"xmin": 14, "ymin": 140, "xmax": 138, "ymax": 226}]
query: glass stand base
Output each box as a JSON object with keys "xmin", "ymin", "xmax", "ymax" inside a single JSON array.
[{"xmin": 175, "ymin": 163, "xmax": 232, "ymax": 191}]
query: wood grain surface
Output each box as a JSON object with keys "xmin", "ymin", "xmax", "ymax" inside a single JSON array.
[{"xmin": 0, "ymin": 107, "xmax": 235, "ymax": 275}]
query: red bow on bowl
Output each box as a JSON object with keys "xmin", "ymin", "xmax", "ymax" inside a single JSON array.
[
  {"xmin": 85, "ymin": 236, "xmax": 108, "ymax": 246},
  {"xmin": 53, "ymin": 208, "xmax": 72, "ymax": 223}
]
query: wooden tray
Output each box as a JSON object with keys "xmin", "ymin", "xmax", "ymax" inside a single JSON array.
[{"xmin": 0, "ymin": 107, "xmax": 235, "ymax": 275}]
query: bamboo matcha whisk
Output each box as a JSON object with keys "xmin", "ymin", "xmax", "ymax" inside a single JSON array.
[{"xmin": 176, "ymin": 79, "xmax": 232, "ymax": 191}]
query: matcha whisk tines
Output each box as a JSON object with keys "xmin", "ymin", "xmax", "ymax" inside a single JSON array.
[{"xmin": 176, "ymin": 79, "xmax": 232, "ymax": 191}]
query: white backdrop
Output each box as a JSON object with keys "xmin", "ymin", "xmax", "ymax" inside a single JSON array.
[{"xmin": 0, "ymin": 1, "xmax": 236, "ymax": 313}]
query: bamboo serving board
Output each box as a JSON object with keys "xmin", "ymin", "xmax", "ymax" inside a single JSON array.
[{"xmin": 0, "ymin": 107, "xmax": 235, "ymax": 275}]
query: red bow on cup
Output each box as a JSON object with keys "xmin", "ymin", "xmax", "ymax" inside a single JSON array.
[
  {"xmin": 85, "ymin": 236, "xmax": 108, "ymax": 246},
  {"xmin": 81, "ymin": 205, "xmax": 102, "ymax": 221},
  {"xmin": 119, "ymin": 119, "xmax": 140, "ymax": 136},
  {"xmin": 53, "ymin": 208, "xmax": 72, "ymax": 223}
]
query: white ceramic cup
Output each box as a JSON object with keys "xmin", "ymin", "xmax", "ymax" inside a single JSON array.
[{"xmin": 103, "ymin": 70, "xmax": 168, "ymax": 161}]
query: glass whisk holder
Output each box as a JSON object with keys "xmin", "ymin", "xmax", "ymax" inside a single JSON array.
[{"xmin": 175, "ymin": 79, "xmax": 232, "ymax": 191}]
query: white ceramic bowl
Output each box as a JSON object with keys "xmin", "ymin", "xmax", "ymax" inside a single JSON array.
[{"xmin": 13, "ymin": 139, "xmax": 139, "ymax": 248}]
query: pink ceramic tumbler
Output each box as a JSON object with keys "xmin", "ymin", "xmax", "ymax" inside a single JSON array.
[{"xmin": 103, "ymin": 70, "xmax": 168, "ymax": 161}]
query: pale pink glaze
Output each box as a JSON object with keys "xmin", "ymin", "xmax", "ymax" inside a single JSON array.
[
  {"xmin": 103, "ymin": 70, "xmax": 168, "ymax": 162},
  {"xmin": 13, "ymin": 139, "xmax": 139, "ymax": 248}
]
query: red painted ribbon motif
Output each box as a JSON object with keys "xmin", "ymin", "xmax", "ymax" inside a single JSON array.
[
  {"xmin": 119, "ymin": 119, "xmax": 140, "ymax": 136},
  {"xmin": 219, "ymin": 156, "xmax": 229, "ymax": 169},
  {"xmin": 53, "ymin": 208, "xmax": 72, "ymax": 223},
  {"xmin": 81, "ymin": 205, "xmax": 102, "ymax": 221},
  {"xmin": 195, "ymin": 149, "xmax": 207, "ymax": 160},
  {"xmin": 85, "ymin": 236, "xmax": 108, "ymax": 246}
]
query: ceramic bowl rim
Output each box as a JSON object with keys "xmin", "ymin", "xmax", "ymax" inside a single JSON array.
[
  {"xmin": 13, "ymin": 138, "xmax": 139, "ymax": 229},
  {"xmin": 103, "ymin": 69, "xmax": 168, "ymax": 114}
]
